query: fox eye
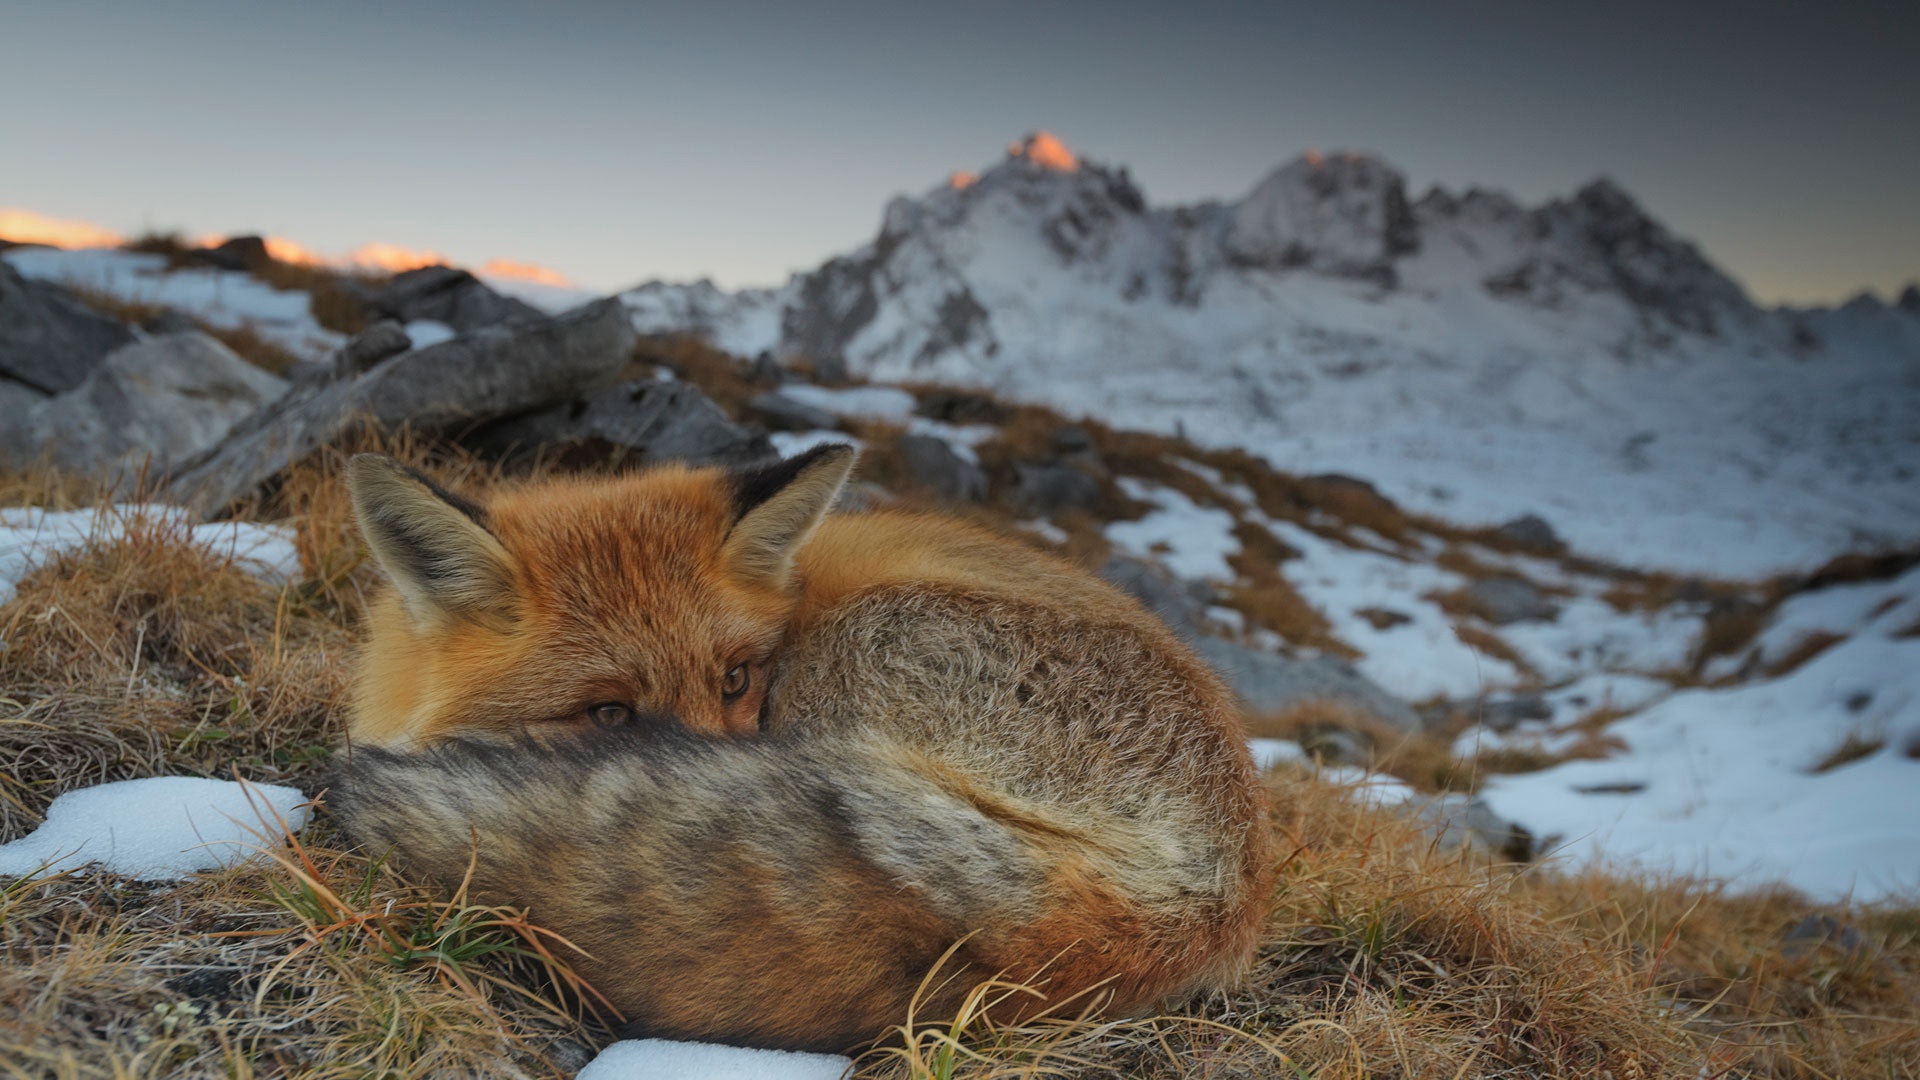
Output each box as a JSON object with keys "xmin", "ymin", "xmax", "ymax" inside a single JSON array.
[
  {"xmin": 587, "ymin": 702, "xmax": 633, "ymax": 727},
  {"xmin": 721, "ymin": 664, "xmax": 750, "ymax": 700}
]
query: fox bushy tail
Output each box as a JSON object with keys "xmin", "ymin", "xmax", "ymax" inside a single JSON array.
[{"xmin": 328, "ymin": 726, "xmax": 1195, "ymax": 1050}]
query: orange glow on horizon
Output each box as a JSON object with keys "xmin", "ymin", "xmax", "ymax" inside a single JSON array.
[
  {"xmin": 348, "ymin": 242, "xmax": 449, "ymax": 273},
  {"xmin": 949, "ymin": 171, "xmax": 978, "ymax": 190},
  {"xmin": 1009, "ymin": 132, "xmax": 1078, "ymax": 171},
  {"xmin": 479, "ymin": 258, "xmax": 574, "ymax": 287},
  {"xmin": 263, "ymin": 235, "xmax": 329, "ymax": 266},
  {"xmin": 1304, "ymin": 148, "xmax": 1325, "ymax": 167},
  {"xmin": 0, "ymin": 208, "xmax": 124, "ymax": 249}
]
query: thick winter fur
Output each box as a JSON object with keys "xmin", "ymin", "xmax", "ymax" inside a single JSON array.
[{"xmin": 332, "ymin": 447, "xmax": 1273, "ymax": 1051}]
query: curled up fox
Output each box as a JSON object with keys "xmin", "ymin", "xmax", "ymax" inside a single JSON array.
[{"xmin": 330, "ymin": 444, "xmax": 1273, "ymax": 1051}]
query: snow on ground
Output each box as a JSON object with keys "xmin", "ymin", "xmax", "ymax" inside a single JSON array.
[
  {"xmin": 1479, "ymin": 567, "xmax": 1920, "ymax": 903},
  {"xmin": 402, "ymin": 318, "xmax": 456, "ymax": 349},
  {"xmin": 773, "ymin": 383, "xmax": 918, "ymax": 421},
  {"xmin": 769, "ymin": 430, "xmax": 864, "ymax": 459},
  {"xmin": 0, "ymin": 505, "xmax": 301, "ymax": 606},
  {"xmin": 577, "ymin": 1039, "xmax": 852, "ymax": 1080},
  {"xmin": 1260, "ymin": 518, "xmax": 1517, "ymax": 701},
  {"xmin": 3, "ymin": 246, "xmax": 343, "ymax": 360},
  {"xmin": 1106, "ymin": 479, "xmax": 1239, "ymax": 581},
  {"xmin": 0, "ymin": 778, "xmax": 310, "ymax": 880}
]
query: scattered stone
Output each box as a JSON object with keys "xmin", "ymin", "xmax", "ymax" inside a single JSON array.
[
  {"xmin": 915, "ymin": 389, "xmax": 1009, "ymax": 426},
  {"xmin": 473, "ymin": 379, "xmax": 771, "ymax": 470},
  {"xmin": 358, "ymin": 265, "xmax": 546, "ymax": 335},
  {"xmin": 894, "ymin": 434, "xmax": 987, "ymax": 502},
  {"xmin": 1049, "ymin": 424, "xmax": 1096, "ymax": 456},
  {"xmin": 332, "ymin": 320, "xmax": 413, "ymax": 378},
  {"xmin": 1403, "ymin": 794, "xmax": 1534, "ymax": 861},
  {"xmin": 1781, "ymin": 914, "xmax": 1868, "ymax": 962},
  {"xmin": 2, "ymin": 332, "xmax": 287, "ymax": 482},
  {"xmin": 1355, "ymin": 606, "xmax": 1412, "ymax": 630},
  {"xmin": 0, "ymin": 260, "xmax": 137, "ymax": 394},
  {"xmin": 1189, "ymin": 641, "xmax": 1422, "ymax": 731},
  {"xmin": 747, "ymin": 350, "xmax": 784, "ymax": 386},
  {"xmin": 747, "ymin": 391, "xmax": 838, "ymax": 432},
  {"xmin": 1464, "ymin": 576, "xmax": 1559, "ymax": 624},
  {"xmin": 198, "ymin": 235, "xmax": 271, "ymax": 273},
  {"xmin": 1478, "ymin": 693, "xmax": 1553, "ymax": 732},
  {"xmin": 1496, "ymin": 513, "xmax": 1565, "ymax": 553},
  {"xmin": 330, "ymin": 315, "xmax": 412, "ymax": 378},
  {"xmin": 1010, "ymin": 462, "xmax": 1102, "ymax": 517},
  {"xmin": 1100, "ymin": 555, "xmax": 1212, "ymax": 635},
  {"xmin": 167, "ymin": 299, "xmax": 636, "ymax": 515},
  {"xmin": 141, "ymin": 308, "xmax": 201, "ymax": 336}
]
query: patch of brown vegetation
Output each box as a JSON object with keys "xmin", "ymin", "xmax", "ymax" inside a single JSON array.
[
  {"xmin": 247, "ymin": 258, "xmax": 382, "ymax": 337},
  {"xmin": 633, "ymin": 335, "xmax": 779, "ymax": 416},
  {"xmin": 1807, "ymin": 731, "xmax": 1885, "ymax": 774},
  {"xmin": 60, "ymin": 283, "xmax": 300, "ymax": 375},
  {"xmin": 1765, "ymin": 630, "xmax": 1846, "ymax": 678}
]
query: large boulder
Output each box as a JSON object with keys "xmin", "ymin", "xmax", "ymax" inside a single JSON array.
[
  {"xmin": 357, "ymin": 266, "xmax": 546, "ymax": 335},
  {"xmin": 1, "ymin": 332, "xmax": 287, "ymax": 480},
  {"xmin": 472, "ymin": 379, "xmax": 771, "ymax": 469},
  {"xmin": 166, "ymin": 299, "xmax": 636, "ymax": 515},
  {"xmin": 0, "ymin": 260, "xmax": 137, "ymax": 395},
  {"xmin": 1463, "ymin": 576, "xmax": 1559, "ymax": 625}
]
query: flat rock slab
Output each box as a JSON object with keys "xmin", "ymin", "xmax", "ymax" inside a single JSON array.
[
  {"xmin": 167, "ymin": 299, "xmax": 636, "ymax": 516},
  {"xmin": 472, "ymin": 378, "xmax": 772, "ymax": 469}
]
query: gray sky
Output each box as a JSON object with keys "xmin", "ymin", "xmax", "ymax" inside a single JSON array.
[{"xmin": 2, "ymin": 0, "xmax": 1915, "ymax": 303}]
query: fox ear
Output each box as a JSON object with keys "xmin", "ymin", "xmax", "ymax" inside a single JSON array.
[
  {"xmin": 346, "ymin": 455, "xmax": 518, "ymax": 628},
  {"xmin": 723, "ymin": 444, "xmax": 856, "ymax": 590}
]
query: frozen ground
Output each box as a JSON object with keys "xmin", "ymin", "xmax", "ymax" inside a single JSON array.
[
  {"xmin": 1479, "ymin": 566, "xmax": 1920, "ymax": 903},
  {"xmin": 0, "ymin": 777, "xmax": 310, "ymax": 880}
]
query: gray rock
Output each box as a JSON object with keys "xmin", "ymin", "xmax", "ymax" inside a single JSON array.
[
  {"xmin": 1403, "ymin": 794, "xmax": 1534, "ymax": 861},
  {"xmin": 141, "ymin": 308, "xmax": 201, "ymax": 336},
  {"xmin": 166, "ymin": 299, "xmax": 636, "ymax": 515},
  {"xmin": 895, "ymin": 434, "xmax": 987, "ymax": 502},
  {"xmin": 1781, "ymin": 914, "xmax": 1868, "ymax": 962},
  {"xmin": 474, "ymin": 379, "xmax": 771, "ymax": 469},
  {"xmin": 1464, "ymin": 575, "xmax": 1559, "ymax": 624},
  {"xmin": 332, "ymin": 320, "xmax": 413, "ymax": 378},
  {"xmin": 1189, "ymin": 639, "xmax": 1422, "ymax": 731},
  {"xmin": 0, "ymin": 261, "xmax": 137, "ymax": 394},
  {"xmin": 1010, "ymin": 462, "xmax": 1102, "ymax": 517},
  {"xmin": 1478, "ymin": 693, "xmax": 1552, "ymax": 732},
  {"xmin": 358, "ymin": 266, "xmax": 546, "ymax": 335},
  {"xmin": 1496, "ymin": 513, "xmax": 1565, "ymax": 554},
  {"xmin": 199, "ymin": 235, "xmax": 271, "ymax": 273},
  {"xmin": 0, "ymin": 378, "xmax": 47, "ymax": 439},
  {"xmin": 3, "ymin": 332, "xmax": 288, "ymax": 481},
  {"xmin": 1100, "ymin": 555, "xmax": 1212, "ymax": 636},
  {"xmin": 747, "ymin": 391, "xmax": 838, "ymax": 432},
  {"xmin": 1049, "ymin": 424, "xmax": 1096, "ymax": 456}
]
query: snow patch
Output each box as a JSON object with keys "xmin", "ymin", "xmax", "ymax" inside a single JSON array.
[
  {"xmin": 0, "ymin": 778, "xmax": 310, "ymax": 880},
  {"xmin": 577, "ymin": 1039, "xmax": 852, "ymax": 1080}
]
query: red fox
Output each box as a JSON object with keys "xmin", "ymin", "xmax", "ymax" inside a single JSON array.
[{"xmin": 329, "ymin": 445, "xmax": 1272, "ymax": 1052}]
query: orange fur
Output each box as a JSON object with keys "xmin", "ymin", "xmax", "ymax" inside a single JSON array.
[{"xmin": 336, "ymin": 450, "xmax": 1273, "ymax": 1049}]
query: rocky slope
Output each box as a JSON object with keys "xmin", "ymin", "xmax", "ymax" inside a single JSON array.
[{"xmin": 624, "ymin": 135, "xmax": 1920, "ymax": 577}]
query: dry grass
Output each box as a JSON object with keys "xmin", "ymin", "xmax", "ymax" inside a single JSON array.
[{"xmin": 4, "ymin": 450, "xmax": 1916, "ymax": 1078}]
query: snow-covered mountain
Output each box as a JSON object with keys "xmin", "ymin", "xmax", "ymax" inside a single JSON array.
[{"xmin": 625, "ymin": 134, "xmax": 1920, "ymax": 576}]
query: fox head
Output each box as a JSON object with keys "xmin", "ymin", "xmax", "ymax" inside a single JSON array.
[{"xmin": 344, "ymin": 445, "xmax": 856, "ymax": 748}]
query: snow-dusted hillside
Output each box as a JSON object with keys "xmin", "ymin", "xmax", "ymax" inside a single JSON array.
[{"xmin": 625, "ymin": 135, "xmax": 1920, "ymax": 577}]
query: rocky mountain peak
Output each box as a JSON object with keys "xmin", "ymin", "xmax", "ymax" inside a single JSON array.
[
  {"xmin": 1899, "ymin": 283, "xmax": 1920, "ymax": 315},
  {"xmin": 1224, "ymin": 150, "xmax": 1418, "ymax": 284}
]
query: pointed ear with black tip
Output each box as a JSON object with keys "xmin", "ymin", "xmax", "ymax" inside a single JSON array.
[
  {"xmin": 346, "ymin": 454, "xmax": 519, "ymax": 629},
  {"xmin": 723, "ymin": 443, "xmax": 857, "ymax": 591}
]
